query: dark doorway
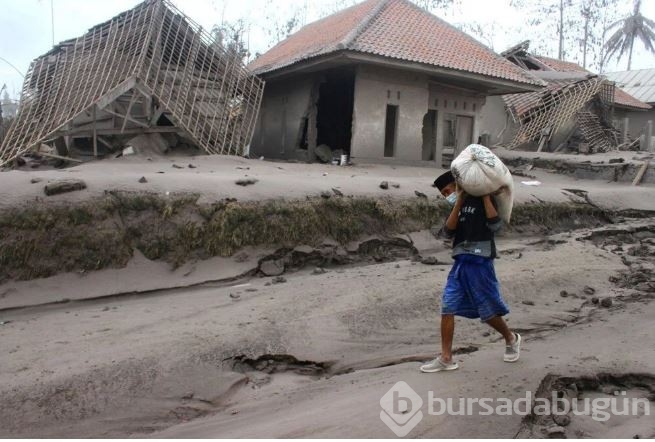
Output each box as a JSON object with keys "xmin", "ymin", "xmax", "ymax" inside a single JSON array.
[
  {"xmin": 384, "ymin": 104, "xmax": 398, "ymax": 157},
  {"xmin": 316, "ymin": 69, "xmax": 355, "ymax": 155},
  {"xmin": 422, "ymin": 110, "xmax": 437, "ymax": 161}
]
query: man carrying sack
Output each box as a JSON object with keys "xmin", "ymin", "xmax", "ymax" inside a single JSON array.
[{"xmin": 420, "ymin": 169, "xmax": 520, "ymax": 373}]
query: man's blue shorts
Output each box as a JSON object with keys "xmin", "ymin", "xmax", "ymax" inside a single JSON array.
[{"xmin": 441, "ymin": 254, "xmax": 510, "ymax": 322}]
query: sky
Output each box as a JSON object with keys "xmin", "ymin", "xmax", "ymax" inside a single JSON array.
[{"xmin": 1, "ymin": 0, "xmax": 654, "ymax": 101}]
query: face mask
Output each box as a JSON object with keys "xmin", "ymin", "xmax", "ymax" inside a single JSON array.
[{"xmin": 446, "ymin": 192, "xmax": 458, "ymax": 207}]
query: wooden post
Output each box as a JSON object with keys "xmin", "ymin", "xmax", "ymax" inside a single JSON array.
[
  {"xmin": 622, "ymin": 117, "xmax": 629, "ymax": 144},
  {"xmin": 647, "ymin": 120, "xmax": 653, "ymax": 152},
  {"xmin": 92, "ymin": 106, "xmax": 98, "ymax": 157}
]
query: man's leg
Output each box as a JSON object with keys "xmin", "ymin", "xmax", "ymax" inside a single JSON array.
[
  {"xmin": 441, "ymin": 314, "xmax": 455, "ymax": 362},
  {"xmin": 486, "ymin": 316, "xmax": 515, "ymax": 344}
]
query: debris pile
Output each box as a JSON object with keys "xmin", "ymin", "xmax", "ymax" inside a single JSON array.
[{"xmin": 0, "ymin": 0, "xmax": 264, "ymax": 167}]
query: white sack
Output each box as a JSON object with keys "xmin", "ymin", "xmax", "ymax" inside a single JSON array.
[{"xmin": 451, "ymin": 144, "xmax": 514, "ymax": 223}]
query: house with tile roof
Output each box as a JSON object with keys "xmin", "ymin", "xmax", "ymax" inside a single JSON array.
[
  {"xmin": 247, "ymin": 0, "xmax": 542, "ymax": 166},
  {"xmin": 605, "ymin": 69, "xmax": 655, "ymax": 147},
  {"xmin": 479, "ymin": 41, "xmax": 651, "ymax": 152}
]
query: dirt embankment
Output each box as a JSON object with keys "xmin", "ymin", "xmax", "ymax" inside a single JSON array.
[{"xmin": 0, "ymin": 190, "xmax": 639, "ymax": 284}]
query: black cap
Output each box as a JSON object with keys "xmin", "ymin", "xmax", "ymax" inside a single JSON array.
[{"xmin": 433, "ymin": 171, "xmax": 455, "ymax": 191}]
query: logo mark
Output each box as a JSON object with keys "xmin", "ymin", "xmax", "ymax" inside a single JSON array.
[{"xmin": 380, "ymin": 381, "xmax": 423, "ymax": 437}]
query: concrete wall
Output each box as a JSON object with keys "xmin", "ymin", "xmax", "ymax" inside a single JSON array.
[
  {"xmin": 478, "ymin": 96, "xmax": 514, "ymax": 145},
  {"xmin": 351, "ymin": 65, "xmax": 429, "ymax": 162},
  {"xmin": 250, "ymin": 75, "xmax": 315, "ymax": 161},
  {"xmin": 351, "ymin": 65, "xmax": 485, "ymax": 167}
]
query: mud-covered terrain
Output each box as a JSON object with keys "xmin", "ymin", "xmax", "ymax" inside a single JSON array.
[{"xmin": 1, "ymin": 215, "xmax": 654, "ymax": 438}]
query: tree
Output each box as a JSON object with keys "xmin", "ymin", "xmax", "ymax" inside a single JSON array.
[
  {"xmin": 603, "ymin": 0, "xmax": 655, "ymax": 70},
  {"xmin": 211, "ymin": 19, "xmax": 250, "ymax": 63}
]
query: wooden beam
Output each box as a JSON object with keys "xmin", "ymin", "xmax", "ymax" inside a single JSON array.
[
  {"xmin": 59, "ymin": 126, "xmax": 182, "ymax": 137},
  {"xmin": 92, "ymin": 106, "xmax": 98, "ymax": 157},
  {"xmin": 102, "ymin": 108, "xmax": 150, "ymax": 128},
  {"xmin": 96, "ymin": 77, "xmax": 137, "ymax": 110},
  {"xmin": 121, "ymin": 90, "xmax": 139, "ymax": 133},
  {"xmin": 39, "ymin": 151, "xmax": 83, "ymax": 163},
  {"xmin": 632, "ymin": 160, "xmax": 650, "ymax": 186}
]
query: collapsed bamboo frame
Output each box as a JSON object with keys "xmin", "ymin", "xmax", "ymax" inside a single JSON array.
[{"xmin": 0, "ymin": 0, "xmax": 264, "ymax": 167}]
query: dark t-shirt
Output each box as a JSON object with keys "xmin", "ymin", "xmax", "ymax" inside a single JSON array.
[{"xmin": 442, "ymin": 196, "xmax": 502, "ymax": 259}]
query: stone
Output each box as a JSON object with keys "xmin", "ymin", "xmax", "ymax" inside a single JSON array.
[
  {"xmin": 332, "ymin": 188, "xmax": 344, "ymax": 196},
  {"xmin": 583, "ymin": 286, "xmax": 596, "ymax": 295},
  {"xmin": 591, "ymin": 297, "xmax": 600, "ymax": 304},
  {"xmin": 30, "ymin": 177, "xmax": 43, "ymax": 184},
  {"xmin": 414, "ymin": 190, "xmax": 428, "ymax": 199},
  {"xmin": 138, "ymin": 176, "xmax": 148, "ymax": 183},
  {"xmin": 320, "ymin": 191, "xmax": 331, "ymax": 199},
  {"xmin": 600, "ymin": 297, "xmax": 613, "ymax": 308},
  {"xmin": 235, "ymin": 178, "xmax": 258, "ymax": 186},
  {"xmin": 188, "ymin": 164, "xmax": 197, "ymax": 169},
  {"xmin": 172, "ymin": 164, "xmax": 184, "ymax": 169},
  {"xmin": 312, "ymin": 267, "xmax": 327, "ymax": 275},
  {"xmin": 44, "ymin": 179, "xmax": 87, "ymax": 196},
  {"xmin": 609, "ymin": 158, "xmax": 625, "ymax": 164},
  {"xmin": 560, "ymin": 290, "xmax": 568, "ymax": 298},
  {"xmin": 272, "ymin": 276, "xmax": 287, "ymax": 284},
  {"xmin": 546, "ymin": 425, "xmax": 566, "ymax": 437},
  {"xmin": 522, "ymin": 300, "xmax": 535, "ymax": 306},
  {"xmin": 391, "ymin": 183, "xmax": 400, "ymax": 189},
  {"xmin": 315, "ymin": 144, "xmax": 332, "ymax": 163},
  {"xmin": 420, "ymin": 256, "xmax": 440, "ymax": 265},
  {"xmin": 260, "ymin": 260, "xmax": 284, "ymax": 276},
  {"xmin": 553, "ymin": 414, "xmax": 572, "ymax": 427},
  {"xmin": 229, "ymin": 293, "xmax": 241, "ymax": 300},
  {"xmin": 379, "ymin": 181, "xmax": 389, "ymax": 190}
]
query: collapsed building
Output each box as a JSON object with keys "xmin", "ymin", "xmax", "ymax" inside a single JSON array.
[
  {"xmin": 0, "ymin": 0, "xmax": 264, "ymax": 168},
  {"xmin": 479, "ymin": 41, "xmax": 651, "ymax": 153}
]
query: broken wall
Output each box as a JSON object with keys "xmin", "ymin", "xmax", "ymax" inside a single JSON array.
[{"xmin": 250, "ymin": 74, "xmax": 315, "ymax": 161}]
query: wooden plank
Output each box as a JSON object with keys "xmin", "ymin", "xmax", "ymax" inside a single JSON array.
[
  {"xmin": 92, "ymin": 106, "xmax": 98, "ymax": 157},
  {"xmin": 632, "ymin": 160, "xmax": 650, "ymax": 186},
  {"xmin": 95, "ymin": 77, "xmax": 137, "ymax": 110},
  {"xmin": 101, "ymin": 108, "xmax": 150, "ymax": 128},
  {"xmin": 39, "ymin": 151, "xmax": 83, "ymax": 163}
]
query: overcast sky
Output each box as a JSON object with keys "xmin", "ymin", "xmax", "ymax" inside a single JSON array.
[{"xmin": 1, "ymin": 0, "xmax": 654, "ymax": 100}]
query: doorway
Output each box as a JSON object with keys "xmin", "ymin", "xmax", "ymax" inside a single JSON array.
[
  {"xmin": 316, "ymin": 69, "xmax": 355, "ymax": 155},
  {"xmin": 422, "ymin": 110, "xmax": 437, "ymax": 161}
]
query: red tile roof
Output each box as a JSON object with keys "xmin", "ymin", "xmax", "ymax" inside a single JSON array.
[
  {"xmin": 249, "ymin": 0, "xmax": 542, "ymax": 87},
  {"xmin": 534, "ymin": 56, "xmax": 651, "ymax": 110}
]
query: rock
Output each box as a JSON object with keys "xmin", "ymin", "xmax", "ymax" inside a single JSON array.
[
  {"xmin": 553, "ymin": 414, "xmax": 572, "ymax": 427},
  {"xmin": 44, "ymin": 179, "xmax": 87, "ymax": 196},
  {"xmin": 583, "ymin": 286, "xmax": 596, "ymax": 295},
  {"xmin": 546, "ymin": 425, "xmax": 566, "ymax": 437},
  {"xmin": 560, "ymin": 290, "xmax": 568, "ymax": 298},
  {"xmin": 235, "ymin": 178, "xmax": 258, "ymax": 186},
  {"xmin": 420, "ymin": 256, "xmax": 440, "ymax": 265},
  {"xmin": 312, "ymin": 267, "xmax": 327, "ymax": 275},
  {"xmin": 482, "ymin": 331, "xmax": 490, "ymax": 337},
  {"xmin": 315, "ymin": 144, "xmax": 332, "ymax": 163},
  {"xmin": 522, "ymin": 300, "xmax": 535, "ymax": 306},
  {"xmin": 591, "ymin": 297, "xmax": 600, "ymax": 304},
  {"xmin": 391, "ymin": 183, "xmax": 400, "ymax": 189},
  {"xmin": 30, "ymin": 177, "xmax": 43, "ymax": 184},
  {"xmin": 260, "ymin": 260, "xmax": 285, "ymax": 276},
  {"xmin": 414, "ymin": 190, "xmax": 428, "ymax": 199},
  {"xmin": 172, "ymin": 164, "xmax": 184, "ymax": 169},
  {"xmin": 138, "ymin": 176, "xmax": 148, "ymax": 183},
  {"xmin": 188, "ymin": 164, "xmax": 197, "ymax": 169},
  {"xmin": 182, "ymin": 391, "xmax": 195, "ymax": 400},
  {"xmin": 272, "ymin": 276, "xmax": 287, "ymax": 284},
  {"xmin": 609, "ymin": 158, "xmax": 625, "ymax": 164},
  {"xmin": 600, "ymin": 297, "xmax": 613, "ymax": 308},
  {"xmin": 234, "ymin": 252, "xmax": 249, "ymax": 263},
  {"xmin": 379, "ymin": 181, "xmax": 389, "ymax": 190},
  {"xmin": 332, "ymin": 188, "xmax": 344, "ymax": 197},
  {"xmin": 229, "ymin": 293, "xmax": 241, "ymax": 300},
  {"xmin": 320, "ymin": 191, "xmax": 332, "ymax": 199}
]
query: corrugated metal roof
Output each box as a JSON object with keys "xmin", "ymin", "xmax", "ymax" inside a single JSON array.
[{"xmin": 605, "ymin": 69, "xmax": 655, "ymax": 104}]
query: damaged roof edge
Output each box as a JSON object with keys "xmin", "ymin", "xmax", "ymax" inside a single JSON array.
[{"xmin": 255, "ymin": 50, "xmax": 544, "ymax": 95}]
